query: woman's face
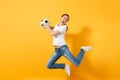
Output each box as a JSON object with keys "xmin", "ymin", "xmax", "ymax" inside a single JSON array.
[{"xmin": 61, "ymin": 15, "xmax": 69, "ymax": 24}]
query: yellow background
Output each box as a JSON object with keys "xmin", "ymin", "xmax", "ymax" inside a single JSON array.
[{"xmin": 0, "ymin": 0, "xmax": 120, "ymax": 80}]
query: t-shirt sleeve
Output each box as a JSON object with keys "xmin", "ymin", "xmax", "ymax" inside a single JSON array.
[{"xmin": 58, "ymin": 26, "xmax": 66, "ymax": 34}]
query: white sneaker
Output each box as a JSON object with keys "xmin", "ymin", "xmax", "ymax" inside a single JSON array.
[
  {"xmin": 65, "ymin": 65, "xmax": 70, "ymax": 77},
  {"xmin": 81, "ymin": 46, "xmax": 92, "ymax": 51}
]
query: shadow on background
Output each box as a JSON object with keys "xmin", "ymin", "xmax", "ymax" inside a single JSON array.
[{"xmin": 66, "ymin": 26, "xmax": 108, "ymax": 80}]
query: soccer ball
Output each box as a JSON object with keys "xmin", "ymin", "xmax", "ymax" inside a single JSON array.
[{"xmin": 40, "ymin": 19, "xmax": 50, "ymax": 28}]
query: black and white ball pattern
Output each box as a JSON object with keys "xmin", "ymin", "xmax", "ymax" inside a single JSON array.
[{"xmin": 40, "ymin": 19, "xmax": 50, "ymax": 28}]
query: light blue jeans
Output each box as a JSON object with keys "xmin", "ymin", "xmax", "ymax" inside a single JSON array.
[{"xmin": 47, "ymin": 45, "xmax": 84, "ymax": 69}]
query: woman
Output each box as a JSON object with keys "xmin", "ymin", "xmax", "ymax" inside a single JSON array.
[{"xmin": 44, "ymin": 14, "xmax": 92, "ymax": 76}]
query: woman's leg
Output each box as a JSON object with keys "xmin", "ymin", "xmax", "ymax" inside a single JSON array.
[
  {"xmin": 63, "ymin": 46, "xmax": 84, "ymax": 66},
  {"xmin": 46, "ymin": 50, "xmax": 65, "ymax": 69}
]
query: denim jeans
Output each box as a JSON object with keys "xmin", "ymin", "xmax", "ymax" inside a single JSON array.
[{"xmin": 47, "ymin": 45, "xmax": 84, "ymax": 69}]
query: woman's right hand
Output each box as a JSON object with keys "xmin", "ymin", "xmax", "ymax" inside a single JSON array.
[{"xmin": 42, "ymin": 23, "xmax": 49, "ymax": 29}]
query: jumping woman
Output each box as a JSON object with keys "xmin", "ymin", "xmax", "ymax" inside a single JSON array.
[{"xmin": 43, "ymin": 14, "xmax": 92, "ymax": 76}]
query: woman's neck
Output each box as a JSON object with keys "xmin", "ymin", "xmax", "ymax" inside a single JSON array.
[{"xmin": 58, "ymin": 22, "xmax": 65, "ymax": 26}]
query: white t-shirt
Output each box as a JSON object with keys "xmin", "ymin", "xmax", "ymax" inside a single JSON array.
[{"xmin": 53, "ymin": 24, "xmax": 67, "ymax": 46}]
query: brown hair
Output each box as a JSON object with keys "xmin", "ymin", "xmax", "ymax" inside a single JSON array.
[
  {"xmin": 61, "ymin": 14, "xmax": 69, "ymax": 31},
  {"xmin": 61, "ymin": 14, "xmax": 70, "ymax": 21}
]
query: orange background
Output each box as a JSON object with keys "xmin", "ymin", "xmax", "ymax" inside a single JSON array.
[{"xmin": 0, "ymin": 0, "xmax": 120, "ymax": 80}]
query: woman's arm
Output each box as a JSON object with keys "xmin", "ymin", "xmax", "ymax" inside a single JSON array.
[
  {"xmin": 46, "ymin": 26, "xmax": 61, "ymax": 36},
  {"xmin": 49, "ymin": 26, "xmax": 54, "ymax": 30}
]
